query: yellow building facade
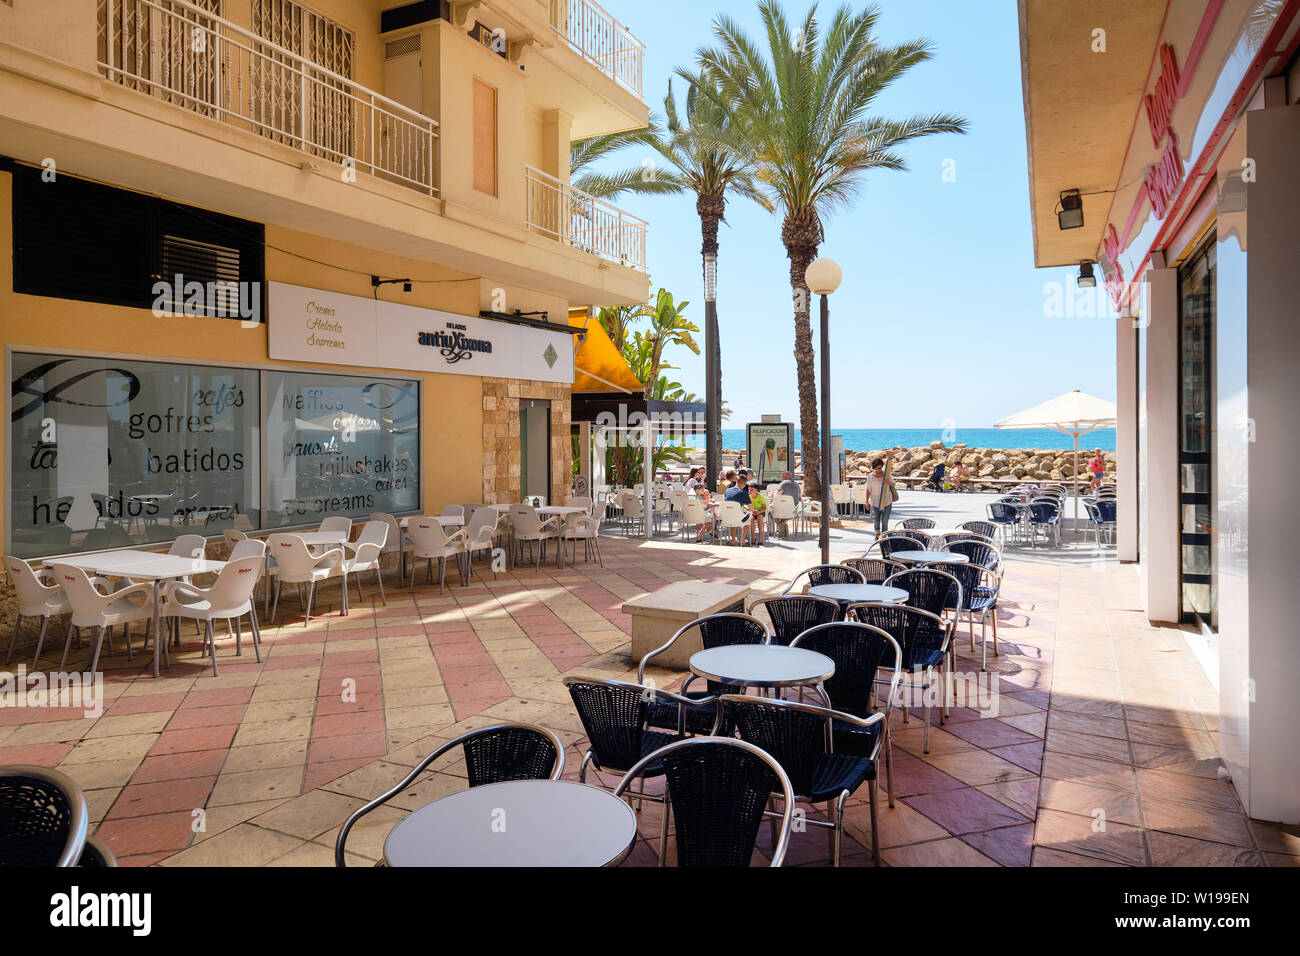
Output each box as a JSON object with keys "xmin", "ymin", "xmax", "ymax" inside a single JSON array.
[{"xmin": 0, "ymin": 0, "xmax": 649, "ymax": 557}]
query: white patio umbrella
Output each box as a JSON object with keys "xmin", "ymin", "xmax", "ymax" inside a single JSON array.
[{"xmin": 995, "ymin": 389, "xmax": 1117, "ymax": 532}]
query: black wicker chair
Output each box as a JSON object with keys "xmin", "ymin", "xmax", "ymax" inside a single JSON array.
[
  {"xmin": 78, "ymin": 836, "xmax": 117, "ymax": 867},
  {"xmin": 841, "ymin": 557, "xmax": 905, "ymax": 585},
  {"xmin": 780, "ymin": 564, "xmax": 865, "ymax": 596},
  {"xmin": 869, "ymin": 535, "xmax": 928, "ymax": 561},
  {"xmin": 900, "ymin": 518, "xmax": 936, "ymax": 530},
  {"xmin": 721, "ymin": 695, "xmax": 888, "ymax": 866},
  {"xmin": 933, "ymin": 558, "xmax": 1003, "ymax": 670},
  {"xmin": 791, "ymin": 622, "xmax": 902, "ymax": 805},
  {"xmin": 614, "ymin": 737, "xmax": 794, "ymax": 867},
  {"xmin": 0, "ymin": 765, "xmax": 89, "ymax": 867},
  {"xmin": 886, "ymin": 568, "xmax": 962, "ymax": 698},
  {"xmin": 637, "ymin": 613, "xmax": 770, "ymax": 734},
  {"xmin": 846, "ymin": 602, "xmax": 951, "ymax": 754},
  {"xmin": 335, "ymin": 722, "xmax": 563, "ymax": 866},
  {"xmin": 949, "ymin": 539, "xmax": 1001, "ymax": 573},
  {"xmin": 960, "ymin": 520, "xmax": 998, "ymax": 539},
  {"xmin": 748, "ymin": 594, "xmax": 841, "ymax": 645}
]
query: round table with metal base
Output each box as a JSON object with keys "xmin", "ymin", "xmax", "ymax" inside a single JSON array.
[
  {"xmin": 808, "ymin": 583, "xmax": 909, "ymax": 607},
  {"xmin": 690, "ymin": 645, "xmax": 836, "ymax": 705},
  {"xmin": 383, "ymin": 780, "xmax": 638, "ymax": 867}
]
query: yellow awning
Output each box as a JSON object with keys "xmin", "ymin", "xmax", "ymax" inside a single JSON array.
[{"xmin": 568, "ymin": 308, "xmax": 644, "ymax": 395}]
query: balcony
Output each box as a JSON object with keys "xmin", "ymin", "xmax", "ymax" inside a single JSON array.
[
  {"xmin": 524, "ymin": 165, "xmax": 647, "ymax": 272},
  {"xmin": 95, "ymin": 0, "xmax": 437, "ymax": 195},
  {"xmin": 548, "ymin": 0, "xmax": 644, "ymax": 100}
]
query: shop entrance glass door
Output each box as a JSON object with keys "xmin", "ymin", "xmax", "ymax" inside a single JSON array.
[
  {"xmin": 1178, "ymin": 235, "xmax": 1216, "ymax": 627},
  {"xmin": 519, "ymin": 400, "xmax": 551, "ymax": 504}
]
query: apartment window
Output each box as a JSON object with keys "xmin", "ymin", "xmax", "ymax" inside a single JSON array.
[
  {"xmin": 473, "ymin": 78, "xmax": 498, "ymax": 196},
  {"xmin": 11, "ymin": 166, "xmax": 264, "ymax": 319}
]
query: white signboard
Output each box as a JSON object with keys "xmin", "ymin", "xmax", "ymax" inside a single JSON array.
[{"xmin": 268, "ymin": 282, "xmax": 574, "ymax": 384}]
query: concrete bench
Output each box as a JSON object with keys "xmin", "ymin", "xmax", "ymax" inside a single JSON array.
[{"xmin": 624, "ymin": 581, "xmax": 750, "ymax": 669}]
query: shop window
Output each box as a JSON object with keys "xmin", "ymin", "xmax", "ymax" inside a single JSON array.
[
  {"xmin": 11, "ymin": 166, "xmax": 264, "ymax": 320},
  {"xmin": 8, "ymin": 353, "xmax": 260, "ymax": 558},
  {"xmin": 264, "ymin": 371, "xmax": 421, "ymax": 527},
  {"xmin": 473, "ymin": 77, "xmax": 497, "ymax": 196}
]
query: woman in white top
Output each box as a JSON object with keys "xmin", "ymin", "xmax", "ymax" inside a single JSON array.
[
  {"xmin": 864, "ymin": 458, "xmax": 898, "ymax": 535},
  {"xmin": 683, "ymin": 466, "xmax": 702, "ymax": 494}
]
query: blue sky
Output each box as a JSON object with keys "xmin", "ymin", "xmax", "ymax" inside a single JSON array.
[{"xmin": 599, "ymin": 0, "xmax": 1118, "ymax": 428}]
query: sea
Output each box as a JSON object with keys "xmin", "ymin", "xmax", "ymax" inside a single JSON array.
[{"xmin": 717, "ymin": 427, "xmax": 1116, "ymax": 453}]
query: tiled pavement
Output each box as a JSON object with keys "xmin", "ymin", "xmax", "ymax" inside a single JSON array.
[{"xmin": 2, "ymin": 533, "xmax": 1297, "ymax": 867}]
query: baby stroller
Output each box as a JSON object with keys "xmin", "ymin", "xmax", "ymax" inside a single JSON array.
[{"xmin": 925, "ymin": 463, "xmax": 947, "ymax": 492}]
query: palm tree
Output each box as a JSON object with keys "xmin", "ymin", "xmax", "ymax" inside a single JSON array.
[
  {"xmin": 571, "ymin": 78, "xmax": 768, "ymax": 488},
  {"xmin": 690, "ymin": 0, "xmax": 968, "ymax": 498}
]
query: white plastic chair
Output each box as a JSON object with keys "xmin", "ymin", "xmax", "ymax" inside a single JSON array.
[
  {"xmin": 621, "ymin": 497, "xmax": 645, "ymax": 538},
  {"xmin": 5, "ymin": 556, "xmax": 70, "ymax": 666},
  {"xmin": 560, "ymin": 514, "xmax": 603, "ymax": 566},
  {"xmin": 368, "ymin": 512, "xmax": 409, "ymax": 584},
  {"xmin": 267, "ymin": 534, "xmax": 346, "ymax": 627},
  {"xmin": 318, "ymin": 516, "xmax": 352, "ymax": 539},
  {"xmin": 162, "ymin": 555, "xmax": 266, "ymax": 676},
  {"xmin": 464, "ymin": 508, "xmax": 501, "ymax": 578},
  {"xmin": 344, "ymin": 521, "xmax": 388, "ymax": 606},
  {"xmin": 769, "ymin": 494, "xmax": 799, "ymax": 538},
  {"xmin": 407, "ymin": 517, "xmax": 467, "ymax": 593},
  {"xmin": 831, "ymin": 484, "xmax": 852, "ymax": 517},
  {"xmin": 716, "ymin": 500, "xmax": 751, "ymax": 545},
  {"xmin": 510, "ymin": 505, "xmax": 558, "ymax": 569},
  {"xmin": 441, "ymin": 505, "xmax": 465, "ymax": 519},
  {"xmin": 49, "ymin": 564, "xmax": 154, "ymax": 672},
  {"xmin": 679, "ymin": 498, "xmax": 709, "ymax": 541}
]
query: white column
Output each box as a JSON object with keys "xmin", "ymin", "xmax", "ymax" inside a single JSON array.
[
  {"xmin": 1141, "ymin": 261, "xmax": 1180, "ymax": 624},
  {"xmin": 643, "ymin": 421, "xmax": 653, "ymax": 541},
  {"xmin": 1116, "ymin": 313, "xmax": 1139, "ymax": 561}
]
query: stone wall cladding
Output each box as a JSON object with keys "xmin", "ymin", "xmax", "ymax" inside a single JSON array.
[{"xmin": 481, "ymin": 378, "xmax": 572, "ymax": 504}]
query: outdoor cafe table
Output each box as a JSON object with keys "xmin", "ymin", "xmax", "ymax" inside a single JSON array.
[
  {"xmin": 46, "ymin": 550, "xmax": 227, "ymax": 678},
  {"xmin": 398, "ymin": 515, "xmax": 464, "ymax": 528},
  {"xmin": 690, "ymin": 645, "xmax": 835, "ymax": 701},
  {"xmin": 382, "ymin": 780, "xmax": 637, "ymax": 867},
  {"xmin": 537, "ymin": 506, "xmax": 588, "ymax": 568},
  {"xmin": 891, "ymin": 550, "xmax": 969, "ymax": 567},
  {"xmin": 808, "ymin": 583, "xmax": 909, "ymax": 609}
]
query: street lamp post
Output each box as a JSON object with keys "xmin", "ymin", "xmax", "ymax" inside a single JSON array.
[
  {"xmin": 805, "ymin": 257, "xmax": 842, "ymax": 566},
  {"xmin": 703, "ymin": 253, "xmax": 719, "ymax": 495}
]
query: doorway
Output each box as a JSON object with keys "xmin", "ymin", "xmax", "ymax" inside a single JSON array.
[{"xmin": 519, "ymin": 399, "xmax": 551, "ymax": 504}]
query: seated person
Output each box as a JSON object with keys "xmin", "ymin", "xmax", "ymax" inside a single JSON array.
[
  {"xmin": 952, "ymin": 461, "xmax": 971, "ymax": 491},
  {"xmin": 722, "ymin": 479, "xmax": 753, "ymax": 545},
  {"xmin": 925, "ymin": 462, "xmax": 947, "ymax": 491},
  {"xmin": 746, "ymin": 479, "xmax": 767, "ymax": 545}
]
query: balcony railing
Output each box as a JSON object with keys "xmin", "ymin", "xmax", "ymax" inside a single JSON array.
[
  {"xmin": 525, "ymin": 166, "xmax": 647, "ymax": 272},
  {"xmin": 548, "ymin": 0, "xmax": 644, "ymax": 99},
  {"xmin": 96, "ymin": 0, "xmax": 437, "ymax": 195}
]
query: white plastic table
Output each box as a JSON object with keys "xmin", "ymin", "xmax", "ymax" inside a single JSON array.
[
  {"xmin": 295, "ymin": 531, "xmax": 348, "ymax": 547},
  {"xmin": 399, "ymin": 515, "xmax": 464, "ymax": 528},
  {"xmin": 383, "ymin": 780, "xmax": 637, "ymax": 867},
  {"xmin": 49, "ymin": 550, "xmax": 227, "ymax": 677}
]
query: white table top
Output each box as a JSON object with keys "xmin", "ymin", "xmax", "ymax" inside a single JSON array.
[
  {"xmin": 48, "ymin": 550, "xmax": 227, "ymax": 580},
  {"xmin": 809, "ymin": 584, "xmax": 909, "ymax": 604},
  {"xmin": 690, "ymin": 644, "xmax": 835, "ymax": 688},
  {"xmin": 537, "ymin": 506, "xmax": 588, "ymax": 516},
  {"xmin": 383, "ymin": 780, "xmax": 636, "ymax": 867},
  {"xmin": 892, "ymin": 550, "xmax": 969, "ymax": 565}
]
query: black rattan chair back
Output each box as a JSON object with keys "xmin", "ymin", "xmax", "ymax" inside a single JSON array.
[
  {"xmin": 933, "ymin": 561, "xmax": 983, "ymax": 611},
  {"xmin": 886, "ymin": 569, "xmax": 959, "ymax": 620},
  {"xmin": 840, "ymin": 557, "xmax": 898, "ymax": 585},
  {"xmin": 877, "ymin": 536, "xmax": 926, "ymax": 560},
  {"xmin": 791, "ymin": 623, "xmax": 895, "ymax": 719},
  {"xmin": 849, "ymin": 603, "xmax": 924, "ymax": 669},
  {"xmin": 961, "ymin": 520, "xmax": 997, "ymax": 538},
  {"xmin": 615, "ymin": 738, "xmax": 793, "ymax": 867},
  {"xmin": 696, "ymin": 613, "xmax": 769, "ymax": 651},
  {"xmin": 901, "ymin": 518, "xmax": 935, "ymax": 530},
  {"xmin": 949, "ymin": 540, "xmax": 998, "ymax": 570},
  {"xmin": 0, "ymin": 767, "xmax": 88, "ymax": 867},
  {"xmin": 751, "ymin": 595, "xmax": 839, "ymax": 646},
  {"xmin": 724, "ymin": 697, "xmax": 827, "ymax": 797},
  {"xmin": 566, "ymin": 679, "xmax": 651, "ymax": 773},
  {"xmin": 463, "ymin": 725, "xmax": 563, "ymax": 787}
]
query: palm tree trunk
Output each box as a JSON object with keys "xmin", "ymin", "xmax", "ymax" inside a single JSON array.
[
  {"xmin": 784, "ymin": 212, "xmax": 822, "ymax": 499},
  {"xmin": 699, "ymin": 192, "xmax": 725, "ymax": 489}
]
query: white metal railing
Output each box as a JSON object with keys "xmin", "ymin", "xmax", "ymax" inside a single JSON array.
[
  {"xmin": 548, "ymin": 0, "xmax": 644, "ymax": 99},
  {"xmin": 96, "ymin": 0, "xmax": 437, "ymax": 195},
  {"xmin": 525, "ymin": 165, "xmax": 647, "ymax": 272}
]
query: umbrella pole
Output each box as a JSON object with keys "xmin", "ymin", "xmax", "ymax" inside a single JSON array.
[{"xmin": 1073, "ymin": 427, "xmax": 1079, "ymax": 539}]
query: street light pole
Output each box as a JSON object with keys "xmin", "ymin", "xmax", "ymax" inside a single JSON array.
[
  {"xmin": 805, "ymin": 257, "xmax": 843, "ymax": 567},
  {"xmin": 704, "ymin": 253, "xmax": 719, "ymax": 494}
]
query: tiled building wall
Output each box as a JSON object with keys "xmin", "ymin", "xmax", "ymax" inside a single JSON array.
[{"xmin": 481, "ymin": 378, "xmax": 573, "ymax": 504}]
